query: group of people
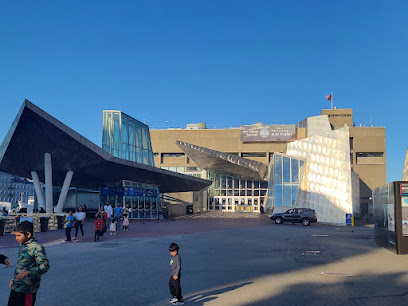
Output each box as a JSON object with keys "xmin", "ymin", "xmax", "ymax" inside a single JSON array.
[
  {"xmin": 64, "ymin": 202, "xmax": 131, "ymax": 242},
  {"xmin": 1, "ymin": 205, "xmax": 184, "ymax": 306},
  {"xmin": 94, "ymin": 202, "xmax": 131, "ymax": 241}
]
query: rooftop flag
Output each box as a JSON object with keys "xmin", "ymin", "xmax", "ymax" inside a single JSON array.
[{"xmin": 325, "ymin": 94, "xmax": 332, "ymax": 101}]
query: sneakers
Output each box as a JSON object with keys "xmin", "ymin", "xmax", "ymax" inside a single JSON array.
[
  {"xmin": 172, "ymin": 302, "xmax": 184, "ymax": 305},
  {"xmin": 169, "ymin": 297, "xmax": 178, "ymax": 303}
]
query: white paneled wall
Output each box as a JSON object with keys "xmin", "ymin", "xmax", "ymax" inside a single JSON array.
[{"xmin": 287, "ymin": 115, "xmax": 352, "ymax": 224}]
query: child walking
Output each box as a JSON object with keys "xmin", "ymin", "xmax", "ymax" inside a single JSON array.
[
  {"xmin": 109, "ymin": 219, "xmax": 117, "ymax": 235},
  {"xmin": 94, "ymin": 216, "xmax": 103, "ymax": 241},
  {"xmin": 8, "ymin": 221, "xmax": 50, "ymax": 306},
  {"xmin": 169, "ymin": 243, "xmax": 183, "ymax": 305}
]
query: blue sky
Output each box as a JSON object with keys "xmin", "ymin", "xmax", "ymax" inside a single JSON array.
[{"xmin": 0, "ymin": 1, "xmax": 407, "ymax": 182}]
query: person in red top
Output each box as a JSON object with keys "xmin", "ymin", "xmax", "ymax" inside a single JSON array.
[
  {"xmin": 94, "ymin": 217, "xmax": 103, "ymax": 241},
  {"xmin": 95, "ymin": 206, "xmax": 107, "ymax": 235}
]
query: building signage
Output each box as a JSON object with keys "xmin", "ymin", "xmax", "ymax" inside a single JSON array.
[
  {"xmin": 240, "ymin": 124, "xmax": 296, "ymax": 142},
  {"xmin": 101, "ymin": 186, "xmax": 157, "ymax": 197},
  {"xmin": 400, "ymin": 183, "xmax": 408, "ymax": 196}
]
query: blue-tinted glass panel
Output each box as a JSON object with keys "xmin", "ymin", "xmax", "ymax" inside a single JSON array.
[
  {"xmin": 274, "ymin": 184, "xmax": 282, "ymax": 206},
  {"xmin": 291, "ymin": 159, "xmax": 299, "ymax": 183},
  {"xmin": 123, "ymin": 143, "xmax": 130, "ymax": 160},
  {"xmin": 136, "ymin": 125, "xmax": 142, "ymax": 148},
  {"xmin": 129, "ymin": 121, "xmax": 135, "ymax": 145},
  {"xmin": 283, "ymin": 185, "xmax": 291, "ymax": 206},
  {"xmin": 291, "ymin": 185, "xmax": 299, "ymax": 206},
  {"xmin": 129, "ymin": 145, "xmax": 135, "ymax": 162},
  {"xmin": 274, "ymin": 154, "xmax": 282, "ymax": 184},
  {"xmin": 283, "ymin": 156, "xmax": 291, "ymax": 183},
  {"xmin": 122, "ymin": 116, "xmax": 128, "ymax": 144}
]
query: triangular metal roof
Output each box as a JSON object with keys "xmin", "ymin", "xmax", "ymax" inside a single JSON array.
[{"xmin": 0, "ymin": 100, "xmax": 211, "ymax": 192}]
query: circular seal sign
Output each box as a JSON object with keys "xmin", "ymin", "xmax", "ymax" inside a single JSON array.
[{"xmin": 259, "ymin": 128, "xmax": 270, "ymax": 139}]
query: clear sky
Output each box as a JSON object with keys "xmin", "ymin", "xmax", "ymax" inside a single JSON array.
[{"xmin": 0, "ymin": 1, "xmax": 407, "ymax": 182}]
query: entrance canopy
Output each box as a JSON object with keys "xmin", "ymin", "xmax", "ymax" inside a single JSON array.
[
  {"xmin": 0, "ymin": 100, "xmax": 211, "ymax": 192},
  {"xmin": 175, "ymin": 140, "xmax": 268, "ymax": 181}
]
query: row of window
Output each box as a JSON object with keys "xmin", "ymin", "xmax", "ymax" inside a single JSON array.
[
  {"xmin": 0, "ymin": 191, "xmax": 31, "ymax": 196},
  {"xmin": 0, "ymin": 183, "xmax": 34, "ymax": 189}
]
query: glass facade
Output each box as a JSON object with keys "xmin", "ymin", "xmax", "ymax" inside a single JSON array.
[
  {"xmin": 266, "ymin": 153, "xmax": 305, "ymax": 212},
  {"xmin": 102, "ymin": 111, "xmax": 160, "ymax": 219},
  {"xmin": 102, "ymin": 111, "xmax": 154, "ymax": 166},
  {"xmin": 207, "ymin": 171, "xmax": 268, "ymax": 212},
  {"xmin": 100, "ymin": 180, "xmax": 161, "ymax": 220}
]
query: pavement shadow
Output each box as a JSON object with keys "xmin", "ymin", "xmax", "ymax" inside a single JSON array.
[
  {"xmin": 185, "ymin": 282, "xmax": 253, "ymax": 305},
  {"xmin": 246, "ymin": 272, "xmax": 408, "ymax": 305}
]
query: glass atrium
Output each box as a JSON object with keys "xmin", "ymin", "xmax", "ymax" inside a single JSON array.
[
  {"xmin": 102, "ymin": 111, "xmax": 160, "ymax": 219},
  {"xmin": 102, "ymin": 110, "xmax": 155, "ymax": 166}
]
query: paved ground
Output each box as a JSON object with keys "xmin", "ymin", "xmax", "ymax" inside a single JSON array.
[{"xmin": 1, "ymin": 213, "xmax": 408, "ymax": 305}]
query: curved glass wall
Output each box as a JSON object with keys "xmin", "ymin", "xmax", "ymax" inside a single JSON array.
[{"xmin": 102, "ymin": 111, "xmax": 154, "ymax": 166}]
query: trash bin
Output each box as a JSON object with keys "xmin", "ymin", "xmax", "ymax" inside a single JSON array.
[
  {"xmin": 40, "ymin": 216, "xmax": 49, "ymax": 232},
  {"xmin": 186, "ymin": 205, "xmax": 193, "ymax": 215},
  {"xmin": 0, "ymin": 219, "xmax": 5, "ymax": 236},
  {"xmin": 56, "ymin": 215, "xmax": 65, "ymax": 229}
]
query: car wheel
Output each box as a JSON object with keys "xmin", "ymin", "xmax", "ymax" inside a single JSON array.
[
  {"xmin": 275, "ymin": 217, "xmax": 283, "ymax": 224},
  {"xmin": 302, "ymin": 218, "xmax": 310, "ymax": 226}
]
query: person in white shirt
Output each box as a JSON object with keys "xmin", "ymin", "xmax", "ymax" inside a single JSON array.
[
  {"xmin": 74, "ymin": 206, "xmax": 86, "ymax": 239},
  {"xmin": 104, "ymin": 202, "xmax": 113, "ymax": 231}
]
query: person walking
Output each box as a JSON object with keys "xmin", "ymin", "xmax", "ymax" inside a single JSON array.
[
  {"xmin": 65, "ymin": 210, "xmax": 75, "ymax": 242},
  {"xmin": 74, "ymin": 206, "xmax": 86, "ymax": 239},
  {"xmin": 94, "ymin": 216, "xmax": 103, "ymax": 241},
  {"xmin": 95, "ymin": 206, "xmax": 108, "ymax": 236},
  {"xmin": 104, "ymin": 202, "xmax": 113, "ymax": 231},
  {"xmin": 168, "ymin": 243, "xmax": 183, "ymax": 305}
]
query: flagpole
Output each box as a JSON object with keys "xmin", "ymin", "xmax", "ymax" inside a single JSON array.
[{"xmin": 331, "ymin": 92, "xmax": 333, "ymax": 109}]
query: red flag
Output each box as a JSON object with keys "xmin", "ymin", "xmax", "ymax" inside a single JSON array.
[{"xmin": 325, "ymin": 94, "xmax": 332, "ymax": 101}]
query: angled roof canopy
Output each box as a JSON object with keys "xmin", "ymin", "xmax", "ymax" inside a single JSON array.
[
  {"xmin": 175, "ymin": 140, "xmax": 268, "ymax": 181},
  {"xmin": 0, "ymin": 100, "xmax": 211, "ymax": 192}
]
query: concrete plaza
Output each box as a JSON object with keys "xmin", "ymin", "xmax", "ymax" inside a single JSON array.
[{"xmin": 1, "ymin": 214, "xmax": 408, "ymax": 305}]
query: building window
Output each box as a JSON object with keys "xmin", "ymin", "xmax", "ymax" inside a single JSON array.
[
  {"xmin": 349, "ymin": 137, "xmax": 353, "ymax": 150},
  {"xmin": 356, "ymin": 152, "xmax": 385, "ymax": 165},
  {"xmin": 356, "ymin": 152, "xmax": 384, "ymax": 158},
  {"xmin": 241, "ymin": 152, "xmax": 266, "ymax": 158}
]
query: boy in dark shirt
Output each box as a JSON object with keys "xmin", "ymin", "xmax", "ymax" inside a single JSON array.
[
  {"xmin": 8, "ymin": 221, "xmax": 49, "ymax": 306},
  {"xmin": 169, "ymin": 243, "xmax": 183, "ymax": 305}
]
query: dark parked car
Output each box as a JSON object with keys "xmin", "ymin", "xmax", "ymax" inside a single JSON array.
[{"xmin": 270, "ymin": 208, "xmax": 317, "ymax": 226}]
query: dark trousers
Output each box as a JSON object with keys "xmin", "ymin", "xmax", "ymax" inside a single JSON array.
[
  {"xmin": 75, "ymin": 222, "xmax": 84, "ymax": 237},
  {"xmin": 94, "ymin": 230, "xmax": 102, "ymax": 241},
  {"xmin": 8, "ymin": 290, "xmax": 37, "ymax": 306},
  {"xmin": 169, "ymin": 277, "xmax": 182, "ymax": 301},
  {"xmin": 65, "ymin": 227, "xmax": 72, "ymax": 241}
]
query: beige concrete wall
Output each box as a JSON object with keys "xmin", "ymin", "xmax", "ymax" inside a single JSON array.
[
  {"xmin": 350, "ymin": 127, "xmax": 386, "ymax": 191},
  {"xmin": 322, "ymin": 108, "xmax": 353, "ymax": 129}
]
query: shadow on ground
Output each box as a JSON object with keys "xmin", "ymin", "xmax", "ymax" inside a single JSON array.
[{"xmin": 186, "ymin": 282, "xmax": 253, "ymax": 304}]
